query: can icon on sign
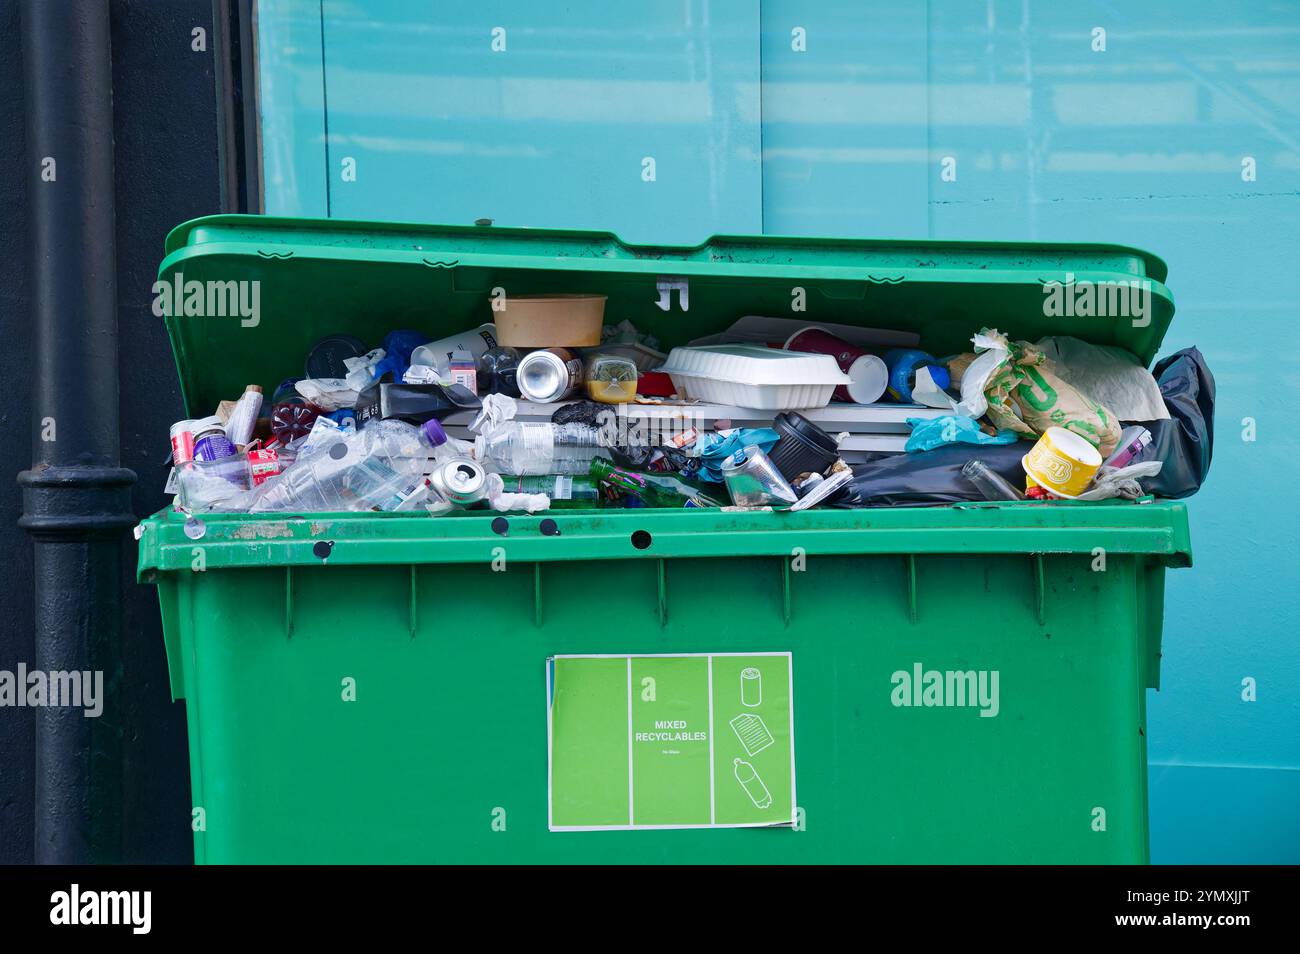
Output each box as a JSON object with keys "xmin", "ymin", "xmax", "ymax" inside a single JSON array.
[{"xmin": 740, "ymin": 667, "xmax": 762, "ymax": 707}]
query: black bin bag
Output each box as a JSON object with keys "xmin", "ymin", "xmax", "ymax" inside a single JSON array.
[
  {"xmin": 833, "ymin": 441, "xmax": 1030, "ymax": 508},
  {"xmin": 1131, "ymin": 346, "xmax": 1215, "ymax": 499}
]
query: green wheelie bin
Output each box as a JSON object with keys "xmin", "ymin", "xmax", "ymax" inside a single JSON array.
[{"xmin": 137, "ymin": 216, "xmax": 1190, "ymax": 863}]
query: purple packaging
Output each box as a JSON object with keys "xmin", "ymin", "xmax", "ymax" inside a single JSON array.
[
  {"xmin": 1104, "ymin": 426, "xmax": 1153, "ymax": 470},
  {"xmin": 194, "ymin": 432, "xmax": 236, "ymax": 461},
  {"xmin": 192, "ymin": 415, "xmax": 237, "ymax": 461}
]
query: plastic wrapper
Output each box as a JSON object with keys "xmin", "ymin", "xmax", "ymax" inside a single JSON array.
[
  {"xmin": 1074, "ymin": 461, "xmax": 1164, "ymax": 501},
  {"xmin": 295, "ymin": 378, "xmax": 358, "ymax": 411},
  {"xmin": 948, "ymin": 329, "xmax": 1122, "ymax": 455}
]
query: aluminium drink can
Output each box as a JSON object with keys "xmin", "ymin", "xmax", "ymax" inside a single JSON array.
[{"xmin": 170, "ymin": 420, "xmax": 196, "ymax": 465}]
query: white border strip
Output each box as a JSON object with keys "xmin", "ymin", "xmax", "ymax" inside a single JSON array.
[
  {"xmin": 555, "ymin": 652, "xmax": 791, "ymax": 659},
  {"xmin": 626, "ymin": 655, "xmax": 634, "ymax": 827},
  {"xmin": 545, "ymin": 658, "xmax": 554, "ymax": 831},
  {"xmin": 707, "ymin": 654, "xmax": 716, "ymax": 826},
  {"xmin": 787, "ymin": 654, "xmax": 798, "ymax": 827}
]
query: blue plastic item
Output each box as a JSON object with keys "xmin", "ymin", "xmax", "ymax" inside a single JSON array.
[
  {"xmin": 905, "ymin": 415, "xmax": 1018, "ymax": 453},
  {"xmin": 884, "ymin": 348, "xmax": 952, "ymax": 403},
  {"xmin": 370, "ymin": 330, "xmax": 431, "ymax": 385},
  {"xmin": 690, "ymin": 428, "xmax": 780, "ymax": 482}
]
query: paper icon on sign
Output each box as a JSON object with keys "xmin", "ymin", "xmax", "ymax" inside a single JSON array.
[{"xmin": 729, "ymin": 713, "xmax": 775, "ymax": 757}]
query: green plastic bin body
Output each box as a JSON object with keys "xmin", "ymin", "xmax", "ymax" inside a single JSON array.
[{"xmin": 139, "ymin": 217, "xmax": 1191, "ymax": 864}]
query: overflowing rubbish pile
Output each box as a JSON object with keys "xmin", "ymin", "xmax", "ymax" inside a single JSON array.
[{"xmin": 166, "ymin": 298, "xmax": 1214, "ymax": 515}]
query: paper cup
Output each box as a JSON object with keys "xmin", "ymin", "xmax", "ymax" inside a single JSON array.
[
  {"xmin": 1021, "ymin": 427, "xmax": 1103, "ymax": 499},
  {"xmin": 784, "ymin": 326, "xmax": 888, "ymax": 404}
]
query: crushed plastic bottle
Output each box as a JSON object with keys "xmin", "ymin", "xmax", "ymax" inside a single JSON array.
[
  {"xmin": 473, "ymin": 421, "xmax": 603, "ymax": 476},
  {"xmin": 247, "ymin": 423, "xmax": 428, "ymax": 513}
]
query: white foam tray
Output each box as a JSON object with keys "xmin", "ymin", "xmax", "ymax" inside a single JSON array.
[{"xmin": 655, "ymin": 344, "xmax": 851, "ymax": 410}]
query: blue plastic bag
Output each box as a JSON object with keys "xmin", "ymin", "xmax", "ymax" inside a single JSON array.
[
  {"xmin": 690, "ymin": 428, "xmax": 779, "ymax": 482},
  {"xmin": 905, "ymin": 415, "xmax": 1017, "ymax": 453},
  {"xmin": 370, "ymin": 330, "xmax": 431, "ymax": 385}
]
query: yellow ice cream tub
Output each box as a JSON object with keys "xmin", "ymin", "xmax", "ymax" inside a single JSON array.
[{"xmin": 1022, "ymin": 427, "xmax": 1103, "ymax": 499}]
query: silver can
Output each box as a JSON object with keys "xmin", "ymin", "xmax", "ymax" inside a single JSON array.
[
  {"xmin": 429, "ymin": 457, "xmax": 488, "ymax": 506},
  {"xmin": 516, "ymin": 347, "xmax": 583, "ymax": 403}
]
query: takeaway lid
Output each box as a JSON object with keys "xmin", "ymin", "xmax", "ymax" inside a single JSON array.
[{"xmin": 156, "ymin": 215, "xmax": 1176, "ymax": 416}]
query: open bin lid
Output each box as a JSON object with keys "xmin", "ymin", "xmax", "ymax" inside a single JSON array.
[{"xmin": 156, "ymin": 215, "xmax": 1175, "ymax": 416}]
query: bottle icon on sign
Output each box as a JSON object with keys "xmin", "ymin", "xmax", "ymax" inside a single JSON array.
[
  {"xmin": 740, "ymin": 667, "xmax": 761, "ymax": 707},
  {"xmin": 733, "ymin": 758, "xmax": 772, "ymax": 809}
]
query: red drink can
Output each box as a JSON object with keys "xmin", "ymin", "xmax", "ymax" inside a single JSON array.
[
  {"xmin": 247, "ymin": 448, "xmax": 281, "ymax": 485},
  {"xmin": 169, "ymin": 420, "xmax": 196, "ymax": 465}
]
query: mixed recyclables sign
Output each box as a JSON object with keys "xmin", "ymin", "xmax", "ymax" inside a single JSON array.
[{"xmin": 547, "ymin": 653, "xmax": 796, "ymax": 830}]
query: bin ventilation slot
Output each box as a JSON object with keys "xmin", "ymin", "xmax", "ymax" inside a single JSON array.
[
  {"xmin": 409, "ymin": 566, "xmax": 419, "ymax": 638},
  {"xmin": 256, "ymin": 250, "xmax": 293, "ymax": 260},
  {"xmin": 631, "ymin": 530, "xmax": 652, "ymax": 550},
  {"xmin": 781, "ymin": 559, "xmax": 792, "ymax": 628},
  {"xmin": 657, "ymin": 560, "xmax": 667, "ymax": 628},
  {"xmin": 285, "ymin": 566, "xmax": 294, "ymax": 637},
  {"xmin": 421, "ymin": 258, "xmax": 458, "ymax": 269},
  {"xmin": 866, "ymin": 275, "xmax": 905, "ymax": 284},
  {"xmin": 533, "ymin": 563, "xmax": 543, "ymax": 628},
  {"xmin": 906, "ymin": 555, "xmax": 918, "ymax": 625},
  {"xmin": 1032, "ymin": 554, "xmax": 1046, "ymax": 626}
]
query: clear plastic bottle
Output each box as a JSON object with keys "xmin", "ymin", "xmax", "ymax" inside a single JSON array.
[
  {"xmin": 249, "ymin": 424, "xmax": 427, "ymax": 513},
  {"xmin": 961, "ymin": 459, "xmax": 1024, "ymax": 501},
  {"xmin": 474, "ymin": 421, "xmax": 603, "ymax": 475},
  {"xmin": 176, "ymin": 449, "xmax": 281, "ymax": 512}
]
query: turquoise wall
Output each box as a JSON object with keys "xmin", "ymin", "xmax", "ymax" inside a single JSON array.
[{"xmin": 257, "ymin": 0, "xmax": 1300, "ymax": 862}]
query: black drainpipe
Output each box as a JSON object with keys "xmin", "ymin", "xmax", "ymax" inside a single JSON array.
[{"xmin": 18, "ymin": 0, "xmax": 135, "ymax": 864}]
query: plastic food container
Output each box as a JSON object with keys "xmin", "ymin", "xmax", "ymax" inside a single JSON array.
[
  {"xmin": 598, "ymin": 341, "xmax": 667, "ymax": 373},
  {"xmin": 585, "ymin": 353, "xmax": 639, "ymax": 404},
  {"xmin": 657, "ymin": 344, "xmax": 851, "ymax": 410},
  {"xmin": 495, "ymin": 294, "xmax": 606, "ymax": 348}
]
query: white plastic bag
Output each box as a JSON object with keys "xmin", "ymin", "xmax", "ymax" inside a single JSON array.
[{"xmin": 952, "ymin": 329, "xmax": 1012, "ymax": 419}]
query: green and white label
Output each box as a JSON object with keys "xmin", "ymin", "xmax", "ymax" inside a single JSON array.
[{"xmin": 547, "ymin": 652, "xmax": 795, "ymax": 830}]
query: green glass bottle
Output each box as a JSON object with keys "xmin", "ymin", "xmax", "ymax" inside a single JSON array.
[
  {"xmin": 501, "ymin": 474, "xmax": 603, "ymax": 509},
  {"xmin": 589, "ymin": 458, "xmax": 723, "ymax": 508}
]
